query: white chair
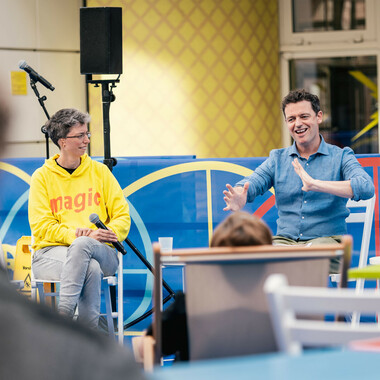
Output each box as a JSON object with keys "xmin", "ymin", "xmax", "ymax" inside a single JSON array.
[
  {"xmin": 347, "ymin": 195, "xmax": 376, "ymax": 284},
  {"xmin": 264, "ymin": 273, "xmax": 380, "ymax": 355},
  {"xmin": 330, "ymin": 195, "xmax": 375, "ymax": 324},
  {"xmin": 370, "ymin": 257, "xmax": 380, "ymax": 265},
  {"xmin": 330, "ymin": 195, "xmax": 375, "ymax": 286},
  {"xmin": 31, "ymin": 244, "xmax": 124, "ymax": 345},
  {"xmin": 103, "ymin": 250, "xmax": 124, "ymax": 345}
]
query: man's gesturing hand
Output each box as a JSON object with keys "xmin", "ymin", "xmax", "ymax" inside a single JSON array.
[
  {"xmin": 223, "ymin": 182, "xmax": 249, "ymax": 211},
  {"xmin": 292, "ymin": 158, "xmax": 316, "ymax": 192}
]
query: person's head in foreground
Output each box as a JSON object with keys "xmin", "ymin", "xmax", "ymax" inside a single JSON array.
[{"xmin": 211, "ymin": 211, "xmax": 272, "ymax": 247}]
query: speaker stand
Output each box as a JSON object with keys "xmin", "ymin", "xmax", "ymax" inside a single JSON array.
[
  {"xmin": 86, "ymin": 75, "xmax": 119, "ymax": 170},
  {"xmin": 86, "ymin": 75, "xmax": 176, "ymax": 329}
]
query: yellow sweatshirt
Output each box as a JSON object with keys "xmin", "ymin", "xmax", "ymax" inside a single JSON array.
[{"xmin": 29, "ymin": 153, "xmax": 130, "ymax": 252}]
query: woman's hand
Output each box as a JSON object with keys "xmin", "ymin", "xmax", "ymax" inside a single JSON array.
[
  {"xmin": 88, "ymin": 228, "xmax": 118, "ymax": 243},
  {"xmin": 76, "ymin": 227, "xmax": 118, "ymax": 243},
  {"xmin": 75, "ymin": 228, "xmax": 93, "ymax": 237}
]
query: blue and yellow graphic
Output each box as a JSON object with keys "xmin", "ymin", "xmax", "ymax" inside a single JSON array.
[{"xmin": 0, "ymin": 155, "xmax": 378, "ymax": 331}]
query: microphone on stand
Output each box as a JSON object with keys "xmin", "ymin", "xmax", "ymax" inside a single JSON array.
[
  {"xmin": 18, "ymin": 60, "xmax": 55, "ymax": 91},
  {"xmin": 89, "ymin": 213, "xmax": 127, "ymax": 255}
]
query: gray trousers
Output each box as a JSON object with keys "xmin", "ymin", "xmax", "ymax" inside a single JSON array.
[{"xmin": 32, "ymin": 236, "xmax": 118, "ymax": 328}]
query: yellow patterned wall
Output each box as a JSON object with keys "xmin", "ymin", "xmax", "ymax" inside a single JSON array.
[{"xmin": 87, "ymin": 0, "xmax": 281, "ymax": 158}]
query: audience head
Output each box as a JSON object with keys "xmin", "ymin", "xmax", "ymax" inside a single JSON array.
[
  {"xmin": 281, "ymin": 89, "xmax": 321, "ymax": 117},
  {"xmin": 44, "ymin": 108, "xmax": 91, "ymax": 148},
  {"xmin": 211, "ymin": 211, "xmax": 272, "ymax": 247}
]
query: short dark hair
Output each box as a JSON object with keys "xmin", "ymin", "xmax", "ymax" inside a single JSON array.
[
  {"xmin": 44, "ymin": 108, "xmax": 91, "ymax": 148},
  {"xmin": 210, "ymin": 211, "xmax": 272, "ymax": 247},
  {"xmin": 281, "ymin": 89, "xmax": 321, "ymax": 117}
]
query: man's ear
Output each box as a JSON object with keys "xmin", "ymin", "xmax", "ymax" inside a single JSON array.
[{"xmin": 317, "ymin": 110, "xmax": 323, "ymax": 124}]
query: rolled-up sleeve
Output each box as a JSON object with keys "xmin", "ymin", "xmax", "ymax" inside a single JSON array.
[
  {"xmin": 342, "ymin": 148, "xmax": 375, "ymax": 201},
  {"xmin": 350, "ymin": 176, "xmax": 375, "ymax": 201}
]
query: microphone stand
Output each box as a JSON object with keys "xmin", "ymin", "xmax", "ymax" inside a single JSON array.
[
  {"xmin": 29, "ymin": 78, "xmax": 50, "ymax": 159},
  {"xmin": 86, "ymin": 74, "xmax": 176, "ymax": 330},
  {"xmin": 28, "ymin": 77, "xmax": 54, "ymax": 297},
  {"xmin": 124, "ymin": 237, "xmax": 175, "ymax": 329}
]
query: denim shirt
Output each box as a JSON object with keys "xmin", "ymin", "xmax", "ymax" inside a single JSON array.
[{"xmin": 236, "ymin": 136, "xmax": 375, "ymax": 240}]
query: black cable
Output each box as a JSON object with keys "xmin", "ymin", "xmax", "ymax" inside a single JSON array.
[
  {"xmin": 123, "ymin": 238, "xmax": 176, "ymax": 330},
  {"xmin": 124, "ymin": 238, "xmax": 175, "ymax": 297},
  {"xmin": 124, "ymin": 293, "xmax": 174, "ymax": 330}
]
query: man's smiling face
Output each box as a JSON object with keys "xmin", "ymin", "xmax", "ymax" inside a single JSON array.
[{"xmin": 284, "ymin": 100, "xmax": 323, "ymax": 152}]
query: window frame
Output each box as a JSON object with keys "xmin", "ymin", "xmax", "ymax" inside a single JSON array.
[
  {"xmin": 280, "ymin": 49, "xmax": 380, "ymax": 152},
  {"xmin": 279, "ymin": 0, "xmax": 377, "ymax": 51}
]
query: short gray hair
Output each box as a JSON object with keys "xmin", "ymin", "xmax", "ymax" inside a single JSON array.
[{"xmin": 44, "ymin": 108, "xmax": 91, "ymax": 147}]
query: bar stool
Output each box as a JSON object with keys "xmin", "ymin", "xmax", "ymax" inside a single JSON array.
[
  {"xmin": 349, "ymin": 264, "xmax": 380, "ymax": 282},
  {"xmin": 351, "ymin": 257, "xmax": 380, "ymax": 291},
  {"xmin": 369, "ymin": 257, "xmax": 380, "ymax": 291},
  {"xmin": 348, "ymin": 264, "xmax": 380, "ymax": 325}
]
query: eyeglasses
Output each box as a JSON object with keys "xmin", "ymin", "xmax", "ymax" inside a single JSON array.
[{"xmin": 65, "ymin": 132, "xmax": 91, "ymax": 140}]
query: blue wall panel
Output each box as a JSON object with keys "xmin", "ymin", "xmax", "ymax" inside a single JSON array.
[{"xmin": 1, "ymin": 154, "xmax": 379, "ymax": 329}]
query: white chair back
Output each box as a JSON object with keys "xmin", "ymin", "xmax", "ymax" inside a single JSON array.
[
  {"xmin": 346, "ymin": 195, "xmax": 376, "ymax": 324},
  {"xmin": 264, "ymin": 273, "xmax": 380, "ymax": 355},
  {"xmin": 346, "ymin": 195, "xmax": 376, "ymax": 277},
  {"xmin": 330, "ymin": 196, "xmax": 375, "ymax": 286}
]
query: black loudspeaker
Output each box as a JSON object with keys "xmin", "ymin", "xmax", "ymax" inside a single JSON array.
[{"xmin": 80, "ymin": 7, "xmax": 122, "ymax": 75}]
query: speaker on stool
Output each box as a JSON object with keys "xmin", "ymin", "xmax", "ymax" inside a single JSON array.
[{"xmin": 80, "ymin": 7, "xmax": 123, "ymax": 75}]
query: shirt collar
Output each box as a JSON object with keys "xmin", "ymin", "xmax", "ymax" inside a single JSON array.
[{"xmin": 289, "ymin": 135, "xmax": 329, "ymax": 157}]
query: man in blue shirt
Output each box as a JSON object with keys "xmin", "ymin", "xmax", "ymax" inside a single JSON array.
[{"xmin": 223, "ymin": 89, "xmax": 375, "ymax": 273}]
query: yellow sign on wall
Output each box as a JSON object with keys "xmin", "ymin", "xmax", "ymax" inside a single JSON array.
[{"xmin": 10, "ymin": 71, "xmax": 27, "ymax": 95}]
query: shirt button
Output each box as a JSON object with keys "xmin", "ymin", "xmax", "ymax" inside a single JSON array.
[
  {"xmin": 306, "ymin": 163, "xmax": 309, "ymax": 166},
  {"xmin": 302, "ymin": 216, "xmax": 305, "ymax": 219},
  {"xmin": 304, "ymin": 201, "xmax": 307, "ymax": 203},
  {"xmin": 300, "ymin": 233, "xmax": 303, "ymax": 237}
]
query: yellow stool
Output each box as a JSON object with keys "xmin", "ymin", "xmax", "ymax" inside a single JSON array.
[{"xmin": 13, "ymin": 236, "xmax": 32, "ymax": 297}]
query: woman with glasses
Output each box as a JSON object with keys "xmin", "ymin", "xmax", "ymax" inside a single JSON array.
[{"xmin": 28, "ymin": 108, "xmax": 130, "ymax": 330}]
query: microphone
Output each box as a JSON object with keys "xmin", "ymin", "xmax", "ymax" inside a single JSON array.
[
  {"xmin": 89, "ymin": 213, "xmax": 127, "ymax": 255},
  {"xmin": 18, "ymin": 60, "xmax": 55, "ymax": 91}
]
